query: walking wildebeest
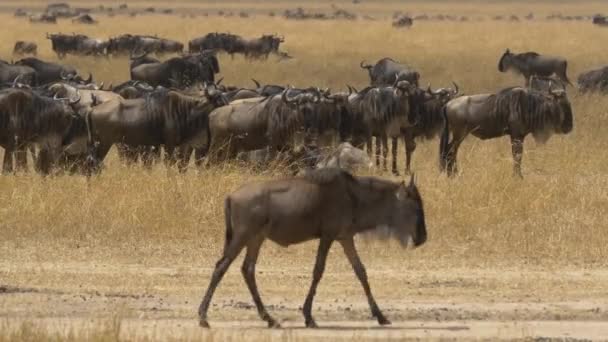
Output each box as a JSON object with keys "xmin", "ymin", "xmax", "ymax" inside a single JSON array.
[
  {"xmin": 0, "ymin": 87, "xmax": 82, "ymax": 174},
  {"xmin": 360, "ymin": 58, "xmax": 420, "ymax": 87},
  {"xmin": 13, "ymin": 41, "xmax": 38, "ymax": 56},
  {"xmin": 440, "ymin": 85, "xmax": 573, "ymax": 178},
  {"xmin": 198, "ymin": 168, "xmax": 426, "ymax": 328},
  {"xmin": 577, "ymin": 66, "xmax": 608, "ymax": 93},
  {"xmin": 498, "ymin": 49, "xmax": 572, "ymax": 87}
]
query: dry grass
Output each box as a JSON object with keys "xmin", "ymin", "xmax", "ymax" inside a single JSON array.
[{"xmin": 1, "ymin": 1, "xmax": 608, "ymax": 340}]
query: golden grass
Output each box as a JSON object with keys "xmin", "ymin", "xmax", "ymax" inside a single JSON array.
[{"xmin": 0, "ymin": 2, "xmax": 608, "ymax": 340}]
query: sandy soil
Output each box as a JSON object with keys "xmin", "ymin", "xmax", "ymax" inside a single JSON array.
[{"xmin": 1, "ymin": 258, "xmax": 607, "ymax": 340}]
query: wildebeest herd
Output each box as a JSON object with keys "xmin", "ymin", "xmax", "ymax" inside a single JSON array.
[{"xmin": 6, "ymin": 24, "xmax": 608, "ymax": 328}]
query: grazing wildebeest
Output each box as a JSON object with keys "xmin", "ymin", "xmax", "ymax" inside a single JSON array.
[
  {"xmin": 440, "ymin": 85, "xmax": 573, "ymax": 178},
  {"xmin": 401, "ymin": 83, "xmax": 460, "ymax": 174},
  {"xmin": 360, "ymin": 58, "xmax": 420, "ymax": 87},
  {"xmin": 0, "ymin": 88, "xmax": 81, "ymax": 174},
  {"xmin": 82, "ymin": 87, "xmax": 228, "ymax": 173},
  {"xmin": 498, "ymin": 49, "xmax": 572, "ymax": 86},
  {"xmin": 577, "ymin": 66, "xmax": 608, "ymax": 93},
  {"xmin": 197, "ymin": 169, "xmax": 427, "ymax": 328},
  {"xmin": 108, "ymin": 34, "xmax": 182, "ymax": 55},
  {"xmin": 13, "ymin": 41, "xmax": 38, "ymax": 56},
  {"xmin": 188, "ymin": 33, "xmax": 285, "ymax": 60},
  {"xmin": 14, "ymin": 57, "xmax": 81, "ymax": 85}
]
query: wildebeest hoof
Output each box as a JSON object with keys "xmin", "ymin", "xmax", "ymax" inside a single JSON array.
[
  {"xmin": 267, "ymin": 319, "xmax": 281, "ymax": 328},
  {"xmin": 199, "ymin": 319, "xmax": 210, "ymax": 328},
  {"xmin": 305, "ymin": 319, "xmax": 318, "ymax": 328},
  {"xmin": 392, "ymin": 170, "xmax": 400, "ymax": 176},
  {"xmin": 377, "ymin": 316, "xmax": 391, "ymax": 325}
]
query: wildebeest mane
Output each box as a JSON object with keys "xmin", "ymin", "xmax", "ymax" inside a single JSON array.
[
  {"xmin": 264, "ymin": 94, "xmax": 303, "ymax": 146},
  {"xmin": 414, "ymin": 98, "xmax": 446, "ymax": 139},
  {"xmin": 358, "ymin": 86, "xmax": 406, "ymax": 124}
]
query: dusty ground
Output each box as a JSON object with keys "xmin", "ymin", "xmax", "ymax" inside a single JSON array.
[{"xmin": 1, "ymin": 244, "xmax": 607, "ymax": 340}]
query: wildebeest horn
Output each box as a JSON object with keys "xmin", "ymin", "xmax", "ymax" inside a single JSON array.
[
  {"xmin": 251, "ymin": 78, "xmax": 261, "ymax": 88},
  {"xmin": 427, "ymin": 83, "xmax": 442, "ymax": 95},
  {"xmin": 282, "ymin": 88, "xmax": 297, "ymax": 104},
  {"xmin": 393, "ymin": 74, "xmax": 400, "ymax": 87},
  {"xmin": 216, "ymin": 77, "xmax": 223, "ymax": 85},
  {"xmin": 60, "ymin": 70, "xmax": 68, "ymax": 80},
  {"xmin": 452, "ymin": 81, "xmax": 460, "ymax": 95},
  {"xmin": 99, "ymin": 82, "xmax": 104, "ymax": 90},
  {"xmin": 360, "ymin": 60, "xmax": 372, "ymax": 69},
  {"xmin": 69, "ymin": 90, "xmax": 81, "ymax": 105},
  {"xmin": 12, "ymin": 75, "xmax": 23, "ymax": 88},
  {"xmin": 85, "ymin": 73, "xmax": 92, "ymax": 84},
  {"xmin": 346, "ymin": 85, "xmax": 354, "ymax": 96}
]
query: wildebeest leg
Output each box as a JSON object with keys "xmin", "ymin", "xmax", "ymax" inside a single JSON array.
[
  {"xmin": 446, "ymin": 133, "xmax": 465, "ymax": 177},
  {"xmin": 164, "ymin": 146, "xmax": 176, "ymax": 168},
  {"xmin": 177, "ymin": 146, "xmax": 192, "ymax": 173},
  {"xmin": 365, "ymin": 136, "xmax": 372, "ymax": 158},
  {"xmin": 198, "ymin": 236, "xmax": 247, "ymax": 328},
  {"xmin": 391, "ymin": 137, "xmax": 399, "ymax": 176},
  {"xmin": 241, "ymin": 236, "xmax": 280, "ymax": 328},
  {"xmin": 194, "ymin": 148, "xmax": 208, "ymax": 168},
  {"xmin": 339, "ymin": 238, "xmax": 390, "ymax": 325},
  {"xmin": 382, "ymin": 135, "xmax": 389, "ymax": 172},
  {"xmin": 510, "ymin": 135, "xmax": 524, "ymax": 178},
  {"xmin": 15, "ymin": 148, "xmax": 28, "ymax": 173},
  {"xmin": 36, "ymin": 148, "xmax": 51, "ymax": 175},
  {"xmin": 375, "ymin": 137, "xmax": 381, "ymax": 167},
  {"xmin": 403, "ymin": 132, "xmax": 416, "ymax": 174},
  {"xmin": 303, "ymin": 237, "xmax": 333, "ymax": 328},
  {"xmin": 3, "ymin": 146, "xmax": 14, "ymax": 174}
]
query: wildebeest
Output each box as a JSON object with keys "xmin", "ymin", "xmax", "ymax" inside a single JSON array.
[
  {"xmin": 528, "ymin": 75, "xmax": 566, "ymax": 93},
  {"xmin": 82, "ymin": 87, "xmax": 228, "ymax": 173},
  {"xmin": 130, "ymin": 56, "xmax": 201, "ymax": 89},
  {"xmin": 440, "ymin": 85, "xmax": 573, "ymax": 178},
  {"xmin": 0, "ymin": 88, "xmax": 81, "ymax": 174},
  {"xmin": 360, "ymin": 58, "xmax": 420, "ymax": 87},
  {"xmin": 401, "ymin": 83, "xmax": 460, "ymax": 174},
  {"xmin": 46, "ymin": 33, "xmax": 107, "ymax": 58},
  {"xmin": 14, "ymin": 57, "xmax": 81, "ymax": 86},
  {"xmin": 392, "ymin": 15, "xmax": 413, "ymax": 28},
  {"xmin": 197, "ymin": 168, "xmax": 426, "ymax": 328},
  {"xmin": 498, "ymin": 49, "xmax": 572, "ymax": 86},
  {"xmin": 592, "ymin": 15, "xmax": 608, "ymax": 26},
  {"xmin": 72, "ymin": 14, "xmax": 98, "ymax": 24},
  {"xmin": 188, "ymin": 33, "xmax": 285, "ymax": 60},
  {"xmin": 314, "ymin": 142, "xmax": 373, "ymax": 171},
  {"xmin": 13, "ymin": 41, "xmax": 38, "ymax": 56},
  {"xmin": 0, "ymin": 60, "xmax": 37, "ymax": 86},
  {"xmin": 107, "ymin": 34, "xmax": 183, "ymax": 55},
  {"xmin": 29, "ymin": 13, "xmax": 57, "ymax": 24},
  {"xmin": 577, "ymin": 66, "xmax": 608, "ymax": 93}
]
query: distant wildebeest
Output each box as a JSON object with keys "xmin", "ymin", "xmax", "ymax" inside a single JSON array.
[
  {"xmin": 392, "ymin": 15, "xmax": 413, "ymax": 28},
  {"xmin": 197, "ymin": 168, "xmax": 427, "ymax": 328},
  {"xmin": 498, "ymin": 49, "xmax": 572, "ymax": 87},
  {"xmin": 13, "ymin": 41, "xmax": 38, "ymax": 56},
  {"xmin": 107, "ymin": 34, "xmax": 183, "ymax": 55},
  {"xmin": 577, "ymin": 66, "xmax": 608, "ymax": 93},
  {"xmin": 401, "ymin": 83, "xmax": 460, "ymax": 174},
  {"xmin": 0, "ymin": 87, "xmax": 82, "ymax": 174},
  {"xmin": 592, "ymin": 15, "xmax": 608, "ymax": 26},
  {"xmin": 81, "ymin": 87, "xmax": 228, "ymax": 173},
  {"xmin": 360, "ymin": 58, "xmax": 420, "ymax": 87},
  {"xmin": 72, "ymin": 14, "xmax": 97, "ymax": 24},
  {"xmin": 440, "ymin": 85, "xmax": 573, "ymax": 178},
  {"xmin": 46, "ymin": 33, "xmax": 107, "ymax": 58},
  {"xmin": 188, "ymin": 33, "xmax": 286, "ymax": 60},
  {"xmin": 14, "ymin": 57, "xmax": 84, "ymax": 86},
  {"xmin": 29, "ymin": 13, "xmax": 57, "ymax": 24}
]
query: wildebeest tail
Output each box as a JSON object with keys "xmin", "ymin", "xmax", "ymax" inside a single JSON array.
[
  {"xmin": 439, "ymin": 105, "xmax": 449, "ymax": 171},
  {"xmin": 562, "ymin": 60, "xmax": 573, "ymax": 86},
  {"xmin": 222, "ymin": 197, "xmax": 234, "ymax": 257}
]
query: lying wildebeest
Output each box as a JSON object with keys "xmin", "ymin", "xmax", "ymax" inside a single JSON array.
[
  {"xmin": 498, "ymin": 49, "xmax": 572, "ymax": 86},
  {"xmin": 72, "ymin": 14, "xmax": 97, "ymax": 24},
  {"xmin": 188, "ymin": 32, "xmax": 285, "ymax": 60},
  {"xmin": 360, "ymin": 58, "xmax": 420, "ymax": 87},
  {"xmin": 251, "ymin": 79, "xmax": 286, "ymax": 97},
  {"xmin": 82, "ymin": 87, "xmax": 228, "ymax": 173},
  {"xmin": 0, "ymin": 87, "xmax": 82, "ymax": 174},
  {"xmin": 198, "ymin": 168, "xmax": 426, "ymax": 328},
  {"xmin": 13, "ymin": 41, "xmax": 38, "ymax": 56},
  {"xmin": 0, "ymin": 61, "xmax": 37, "ymax": 86},
  {"xmin": 440, "ymin": 84, "xmax": 573, "ymax": 178},
  {"xmin": 14, "ymin": 57, "xmax": 83, "ymax": 86},
  {"xmin": 29, "ymin": 13, "xmax": 57, "ymax": 24},
  {"xmin": 401, "ymin": 83, "xmax": 460, "ymax": 174},
  {"xmin": 314, "ymin": 142, "xmax": 373, "ymax": 171},
  {"xmin": 577, "ymin": 66, "xmax": 608, "ymax": 93}
]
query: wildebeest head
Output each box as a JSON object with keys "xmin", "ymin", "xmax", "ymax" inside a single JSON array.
[
  {"xmin": 393, "ymin": 80, "xmax": 418, "ymax": 125},
  {"xmin": 203, "ymin": 83, "xmax": 229, "ymax": 107},
  {"xmin": 498, "ymin": 48, "xmax": 514, "ymax": 72},
  {"xmin": 546, "ymin": 83, "xmax": 573, "ymax": 134}
]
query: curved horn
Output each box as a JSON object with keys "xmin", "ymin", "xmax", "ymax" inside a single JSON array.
[
  {"xmin": 281, "ymin": 88, "xmax": 297, "ymax": 104},
  {"xmin": 60, "ymin": 70, "xmax": 68, "ymax": 80},
  {"xmin": 548, "ymin": 81, "xmax": 556, "ymax": 95},
  {"xmin": 85, "ymin": 73, "xmax": 92, "ymax": 84},
  {"xmin": 452, "ymin": 81, "xmax": 460, "ymax": 95},
  {"xmin": 360, "ymin": 60, "xmax": 372, "ymax": 69},
  {"xmin": 251, "ymin": 78, "xmax": 261, "ymax": 88},
  {"xmin": 12, "ymin": 74, "xmax": 23, "ymax": 88},
  {"xmin": 99, "ymin": 81, "xmax": 104, "ymax": 90},
  {"xmin": 346, "ymin": 85, "xmax": 354, "ymax": 96},
  {"xmin": 216, "ymin": 77, "xmax": 223, "ymax": 85},
  {"xmin": 427, "ymin": 83, "xmax": 442, "ymax": 95}
]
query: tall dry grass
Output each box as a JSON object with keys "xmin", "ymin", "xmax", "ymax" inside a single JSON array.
[{"xmin": 1, "ymin": 1, "xmax": 608, "ymax": 274}]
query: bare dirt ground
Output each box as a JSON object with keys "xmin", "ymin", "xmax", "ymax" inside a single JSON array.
[{"xmin": 1, "ymin": 246, "xmax": 607, "ymax": 340}]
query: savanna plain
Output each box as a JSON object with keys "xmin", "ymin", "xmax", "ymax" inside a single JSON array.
[{"xmin": 1, "ymin": 1, "xmax": 608, "ymax": 340}]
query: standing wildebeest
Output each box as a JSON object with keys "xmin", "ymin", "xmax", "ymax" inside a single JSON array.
[
  {"xmin": 577, "ymin": 66, "xmax": 608, "ymax": 93},
  {"xmin": 107, "ymin": 34, "xmax": 183, "ymax": 55},
  {"xmin": 198, "ymin": 168, "xmax": 427, "ymax": 328},
  {"xmin": 130, "ymin": 56, "xmax": 201, "ymax": 89},
  {"xmin": 46, "ymin": 33, "xmax": 80, "ymax": 58},
  {"xmin": 440, "ymin": 85, "xmax": 573, "ymax": 178},
  {"xmin": 14, "ymin": 57, "xmax": 82, "ymax": 86},
  {"xmin": 401, "ymin": 83, "xmax": 460, "ymax": 174},
  {"xmin": 498, "ymin": 49, "xmax": 572, "ymax": 86},
  {"xmin": 82, "ymin": 87, "xmax": 228, "ymax": 173},
  {"xmin": 360, "ymin": 58, "xmax": 420, "ymax": 87},
  {"xmin": 13, "ymin": 41, "xmax": 38, "ymax": 56},
  {"xmin": 0, "ymin": 88, "xmax": 81, "ymax": 174}
]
